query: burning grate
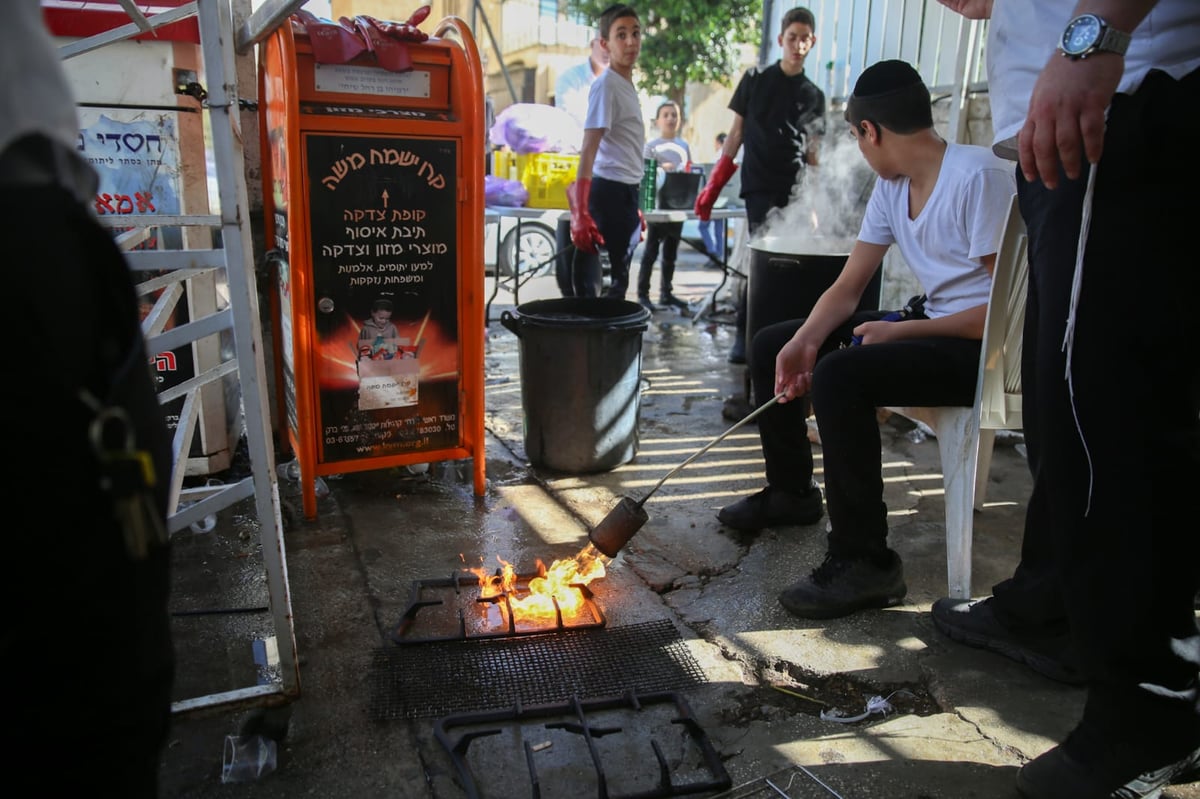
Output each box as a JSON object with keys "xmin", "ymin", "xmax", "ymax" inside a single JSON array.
[
  {"xmin": 389, "ymin": 571, "xmax": 605, "ymax": 644},
  {"xmin": 369, "ymin": 619, "xmax": 708, "ymax": 720},
  {"xmin": 434, "ymin": 691, "xmax": 731, "ymax": 799}
]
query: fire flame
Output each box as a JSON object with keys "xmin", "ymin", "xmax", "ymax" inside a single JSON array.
[{"xmin": 466, "ymin": 546, "xmax": 608, "ymax": 624}]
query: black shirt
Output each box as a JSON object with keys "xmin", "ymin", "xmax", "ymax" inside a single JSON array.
[{"xmin": 729, "ymin": 62, "xmax": 826, "ymax": 199}]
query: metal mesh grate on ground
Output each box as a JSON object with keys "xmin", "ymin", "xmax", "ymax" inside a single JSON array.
[{"xmin": 368, "ymin": 619, "xmax": 708, "ymax": 719}]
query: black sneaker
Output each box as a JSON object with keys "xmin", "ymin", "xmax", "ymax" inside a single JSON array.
[
  {"xmin": 717, "ymin": 485, "xmax": 823, "ymax": 531},
  {"xmin": 658, "ymin": 293, "xmax": 690, "ymax": 310},
  {"xmin": 931, "ymin": 597, "xmax": 1085, "ymax": 686},
  {"xmin": 636, "ymin": 295, "xmax": 656, "ymax": 312},
  {"xmin": 1017, "ymin": 733, "xmax": 1200, "ymax": 799},
  {"xmin": 721, "ymin": 395, "xmax": 753, "ymax": 422},
  {"xmin": 778, "ymin": 551, "xmax": 907, "ymax": 620}
]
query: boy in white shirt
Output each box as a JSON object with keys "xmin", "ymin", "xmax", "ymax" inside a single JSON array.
[
  {"xmin": 637, "ymin": 100, "xmax": 692, "ymax": 310},
  {"xmin": 566, "ymin": 4, "xmax": 645, "ymax": 299},
  {"xmin": 720, "ymin": 60, "xmax": 1016, "ymax": 620}
]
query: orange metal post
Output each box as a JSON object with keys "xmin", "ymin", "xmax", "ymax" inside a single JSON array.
[{"xmin": 435, "ymin": 16, "xmax": 487, "ymax": 502}]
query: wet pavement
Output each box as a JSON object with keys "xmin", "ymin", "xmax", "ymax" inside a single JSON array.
[{"xmin": 158, "ymin": 247, "xmax": 1200, "ymax": 798}]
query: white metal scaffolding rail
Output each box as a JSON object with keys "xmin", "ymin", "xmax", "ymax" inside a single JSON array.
[{"xmin": 60, "ymin": 0, "xmax": 301, "ymax": 714}]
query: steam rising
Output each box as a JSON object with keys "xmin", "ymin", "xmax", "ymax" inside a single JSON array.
[{"xmin": 753, "ymin": 122, "xmax": 875, "ymax": 255}]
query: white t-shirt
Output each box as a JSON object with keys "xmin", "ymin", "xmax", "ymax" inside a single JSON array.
[
  {"xmin": 585, "ymin": 70, "xmax": 645, "ymax": 186},
  {"xmin": 988, "ymin": 0, "xmax": 1200, "ymax": 159},
  {"xmin": 2, "ymin": 0, "xmax": 80, "ymax": 157},
  {"xmin": 644, "ymin": 136, "xmax": 691, "ymax": 170},
  {"xmin": 2, "ymin": 0, "xmax": 96, "ymax": 199},
  {"xmin": 857, "ymin": 143, "xmax": 1016, "ymax": 320}
]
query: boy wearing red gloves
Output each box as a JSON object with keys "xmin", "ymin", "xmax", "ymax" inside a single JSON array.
[
  {"xmin": 566, "ymin": 4, "xmax": 645, "ymax": 299},
  {"xmin": 694, "ymin": 6, "xmax": 826, "ymax": 363}
]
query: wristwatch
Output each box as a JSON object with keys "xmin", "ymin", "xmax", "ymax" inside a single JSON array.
[{"xmin": 1059, "ymin": 14, "xmax": 1130, "ymax": 60}]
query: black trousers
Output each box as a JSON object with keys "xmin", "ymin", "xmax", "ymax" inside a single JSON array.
[
  {"xmin": 994, "ymin": 67, "xmax": 1200, "ymax": 755},
  {"xmin": 590, "ymin": 176, "xmax": 641, "ymax": 300},
  {"xmin": 637, "ymin": 221, "xmax": 682, "ymax": 298},
  {"xmin": 751, "ymin": 316, "xmax": 980, "ymax": 559}
]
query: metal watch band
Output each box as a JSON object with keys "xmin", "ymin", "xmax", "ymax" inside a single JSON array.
[{"xmin": 1096, "ymin": 25, "xmax": 1131, "ymax": 57}]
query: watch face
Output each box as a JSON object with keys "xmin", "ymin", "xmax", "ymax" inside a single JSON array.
[{"xmin": 1063, "ymin": 15, "xmax": 1102, "ymax": 55}]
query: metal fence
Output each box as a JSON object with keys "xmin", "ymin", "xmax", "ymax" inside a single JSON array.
[
  {"xmin": 763, "ymin": 0, "xmax": 989, "ymax": 100},
  {"xmin": 494, "ymin": 0, "xmax": 990, "ymax": 104}
]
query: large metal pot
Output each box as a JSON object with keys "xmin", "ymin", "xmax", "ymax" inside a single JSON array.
[{"xmin": 746, "ymin": 236, "xmax": 882, "ymax": 349}]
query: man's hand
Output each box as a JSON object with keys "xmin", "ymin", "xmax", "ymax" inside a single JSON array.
[
  {"xmin": 694, "ymin": 155, "xmax": 738, "ymax": 221},
  {"xmin": 1017, "ymin": 53, "xmax": 1123, "ymax": 188},
  {"xmin": 566, "ymin": 178, "xmax": 604, "ymax": 253},
  {"xmin": 934, "ymin": 0, "xmax": 993, "ymax": 20}
]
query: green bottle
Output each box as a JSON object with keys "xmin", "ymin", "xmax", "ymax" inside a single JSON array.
[{"xmin": 641, "ymin": 158, "xmax": 657, "ymax": 212}]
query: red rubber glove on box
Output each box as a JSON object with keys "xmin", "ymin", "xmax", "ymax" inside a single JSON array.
[
  {"xmin": 567, "ymin": 178, "xmax": 604, "ymax": 254},
  {"xmin": 694, "ymin": 155, "xmax": 738, "ymax": 221}
]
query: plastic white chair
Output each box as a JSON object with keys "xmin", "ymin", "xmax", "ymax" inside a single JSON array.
[{"xmin": 887, "ymin": 194, "xmax": 1028, "ymax": 599}]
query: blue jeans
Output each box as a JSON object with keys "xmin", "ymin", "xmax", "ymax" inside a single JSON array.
[{"xmin": 698, "ymin": 219, "xmax": 723, "ymax": 260}]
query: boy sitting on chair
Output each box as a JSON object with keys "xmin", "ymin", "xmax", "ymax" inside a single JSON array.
[{"xmin": 719, "ymin": 59, "xmax": 1015, "ymax": 619}]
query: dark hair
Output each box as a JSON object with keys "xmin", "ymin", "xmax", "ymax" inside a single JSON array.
[
  {"xmin": 371, "ymin": 298, "xmax": 393, "ymax": 313},
  {"xmin": 599, "ymin": 4, "xmax": 639, "ymax": 39},
  {"xmin": 844, "ymin": 59, "xmax": 932, "ymax": 135},
  {"xmin": 654, "ymin": 100, "xmax": 679, "ymax": 119},
  {"xmin": 716, "ymin": 132, "xmax": 727, "ymax": 144},
  {"xmin": 781, "ymin": 7, "xmax": 815, "ymax": 33}
]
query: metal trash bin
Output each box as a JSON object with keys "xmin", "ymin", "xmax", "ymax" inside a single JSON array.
[{"xmin": 500, "ymin": 298, "xmax": 651, "ymax": 473}]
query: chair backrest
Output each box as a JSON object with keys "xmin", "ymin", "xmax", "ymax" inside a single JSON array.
[{"xmin": 978, "ymin": 193, "xmax": 1028, "ymax": 431}]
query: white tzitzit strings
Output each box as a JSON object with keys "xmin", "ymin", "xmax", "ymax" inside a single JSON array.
[{"xmin": 1061, "ymin": 160, "xmax": 1098, "ymax": 515}]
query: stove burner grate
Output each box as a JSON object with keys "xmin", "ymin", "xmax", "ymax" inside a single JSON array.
[{"xmin": 434, "ymin": 690, "xmax": 731, "ymax": 799}]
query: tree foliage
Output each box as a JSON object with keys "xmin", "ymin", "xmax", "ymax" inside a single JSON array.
[{"xmin": 566, "ymin": 0, "xmax": 762, "ymax": 109}]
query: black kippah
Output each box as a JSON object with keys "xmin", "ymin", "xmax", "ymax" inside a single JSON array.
[
  {"xmin": 845, "ymin": 59, "xmax": 932, "ymax": 133},
  {"xmin": 853, "ymin": 59, "xmax": 923, "ymax": 97}
]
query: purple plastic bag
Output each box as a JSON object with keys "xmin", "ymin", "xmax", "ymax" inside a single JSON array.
[
  {"xmin": 488, "ymin": 104, "xmax": 582, "ymax": 154},
  {"xmin": 484, "ymin": 175, "xmax": 529, "ymax": 207}
]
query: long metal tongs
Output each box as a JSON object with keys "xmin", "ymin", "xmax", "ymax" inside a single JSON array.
[{"xmin": 588, "ymin": 391, "xmax": 786, "ymax": 557}]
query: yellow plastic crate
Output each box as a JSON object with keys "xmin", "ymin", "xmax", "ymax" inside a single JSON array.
[{"xmin": 492, "ymin": 151, "xmax": 579, "ymax": 209}]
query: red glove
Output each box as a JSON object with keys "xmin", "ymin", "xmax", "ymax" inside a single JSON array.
[
  {"xmin": 297, "ymin": 11, "xmax": 367, "ymax": 63},
  {"xmin": 638, "ymin": 209, "xmax": 646, "ymax": 242},
  {"xmin": 694, "ymin": 154, "xmax": 738, "ymax": 221},
  {"xmin": 567, "ymin": 178, "xmax": 604, "ymax": 254}
]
